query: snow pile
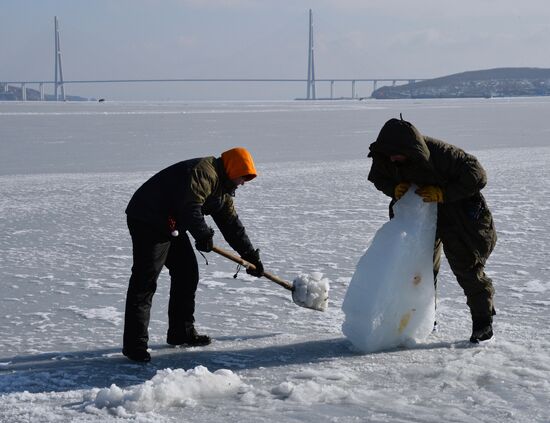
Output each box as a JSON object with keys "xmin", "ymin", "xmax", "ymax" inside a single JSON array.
[
  {"xmin": 292, "ymin": 272, "xmax": 330, "ymax": 311},
  {"xmin": 89, "ymin": 366, "xmax": 245, "ymax": 415},
  {"xmin": 342, "ymin": 187, "xmax": 437, "ymax": 353}
]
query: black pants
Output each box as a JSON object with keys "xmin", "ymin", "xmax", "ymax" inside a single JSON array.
[
  {"xmin": 433, "ymin": 237, "xmax": 495, "ymax": 318},
  {"xmin": 123, "ymin": 217, "xmax": 199, "ymax": 351}
]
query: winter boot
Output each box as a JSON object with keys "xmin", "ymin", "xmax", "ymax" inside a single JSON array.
[
  {"xmin": 122, "ymin": 347, "xmax": 151, "ymax": 363},
  {"xmin": 167, "ymin": 323, "xmax": 211, "ymax": 347},
  {"xmin": 470, "ymin": 315, "xmax": 493, "ymax": 343}
]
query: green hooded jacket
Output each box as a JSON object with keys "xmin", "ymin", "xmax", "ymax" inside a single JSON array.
[
  {"xmin": 367, "ymin": 118, "xmax": 496, "ymax": 267},
  {"xmin": 126, "ymin": 156, "xmax": 254, "ymax": 255}
]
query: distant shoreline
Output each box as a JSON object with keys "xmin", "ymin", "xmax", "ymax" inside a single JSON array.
[{"xmin": 371, "ymin": 67, "xmax": 550, "ymax": 99}]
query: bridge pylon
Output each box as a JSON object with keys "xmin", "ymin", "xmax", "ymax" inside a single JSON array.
[
  {"xmin": 306, "ymin": 9, "xmax": 316, "ymax": 100},
  {"xmin": 54, "ymin": 16, "xmax": 66, "ymax": 101}
]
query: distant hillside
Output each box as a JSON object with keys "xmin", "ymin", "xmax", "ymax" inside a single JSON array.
[{"xmin": 372, "ymin": 67, "xmax": 550, "ymax": 99}]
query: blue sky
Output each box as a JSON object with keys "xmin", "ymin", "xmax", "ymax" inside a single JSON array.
[{"xmin": 3, "ymin": 0, "xmax": 550, "ymax": 100}]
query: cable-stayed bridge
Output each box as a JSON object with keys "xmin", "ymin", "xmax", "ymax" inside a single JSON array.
[
  {"xmin": 1, "ymin": 12, "xmax": 425, "ymax": 101},
  {"xmin": 0, "ymin": 77, "xmax": 422, "ymax": 101}
]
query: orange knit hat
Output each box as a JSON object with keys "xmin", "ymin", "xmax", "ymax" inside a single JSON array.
[{"xmin": 221, "ymin": 147, "xmax": 257, "ymax": 181}]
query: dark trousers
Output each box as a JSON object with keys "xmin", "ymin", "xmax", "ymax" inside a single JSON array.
[
  {"xmin": 123, "ymin": 217, "xmax": 199, "ymax": 350},
  {"xmin": 433, "ymin": 237, "xmax": 495, "ymax": 318}
]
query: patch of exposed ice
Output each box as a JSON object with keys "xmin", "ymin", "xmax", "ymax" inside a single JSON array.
[{"xmin": 64, "ymin": 306, "xmax": 123, "ymax": 326}]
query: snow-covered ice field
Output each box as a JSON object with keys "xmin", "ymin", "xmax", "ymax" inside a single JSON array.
[{"xmin": 1, "ymin": 98, "xmax": 549, "ymax": 422}]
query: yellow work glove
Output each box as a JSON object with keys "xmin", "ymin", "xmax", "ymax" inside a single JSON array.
[
  {"xmin": 415, "ymin": 185, "xmax": 444, "ymax": 203},
  {"xmin": 394, "ymin": 182, "xmax": 411, "ymax": 200}
]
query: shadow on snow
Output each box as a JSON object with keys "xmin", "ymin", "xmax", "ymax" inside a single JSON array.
[{"xmin": 0, "ymin": 335, "xmax": 474, "ymax": 395}]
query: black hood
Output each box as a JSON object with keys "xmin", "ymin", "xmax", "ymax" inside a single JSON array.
[{"xmin": 369, "ymin": 118, "xmax": 430, "ymax": 163}]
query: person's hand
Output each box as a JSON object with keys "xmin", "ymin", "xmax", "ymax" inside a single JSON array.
[
  {"xmin": 195, "ymin": 228, "xmax": 214, "ymax": 252},
  {"xmin": 415, "ymin": 185, "xmax": 444, "ymax": 203},
  {"xmin": 241, "ymin": 249, "xmax": 264, "ymax": 277},
  {"xmin": 394, "ymin": 182, "xmax": 411, "ymax": 200}
]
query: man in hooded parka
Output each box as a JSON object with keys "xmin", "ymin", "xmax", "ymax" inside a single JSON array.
[
  {"xmin": 122, "ymin": 147, "xmax": 264, "ymax": 362},
  {"xmin": 367, "ymin": 117, "xmax": 497, "ymax": 343}
]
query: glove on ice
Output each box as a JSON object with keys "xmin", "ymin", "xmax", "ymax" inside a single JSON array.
[
  {"xmin": 241, "ymin": 248, "xmax": 264, "ymax": 277},
  {"xmin": 394, "ymin": 182, "xmax": 411, "ymax": 200},
  {"xmin": 195, "ymin": 228, "xmax": 214, "ymax": 252},
  {"xmin": 416, "ymin": 185, "xmax": 444, "ymax": 203}
]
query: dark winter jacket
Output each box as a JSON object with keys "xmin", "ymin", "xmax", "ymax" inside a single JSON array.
[
  {"xmin": 367, "ymin": 118, "xmax": 496, "ymax": 267},
  {"xmin": 126, "ymin": 157, "xmax": 254, "ymax": 255}
]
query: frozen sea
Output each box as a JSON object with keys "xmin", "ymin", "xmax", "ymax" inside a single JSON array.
[{"xmin": 1, "ymin": 98, "xmax": 549, "ymax": 422}]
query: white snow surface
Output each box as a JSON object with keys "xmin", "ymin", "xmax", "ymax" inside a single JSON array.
[
  {"xmin": 342, "ymin": 186, "xmax": 437, "ymax": 352},
  {"xmin": 1, "ymin": 99, "xmax": 550, "ymax": 422}
]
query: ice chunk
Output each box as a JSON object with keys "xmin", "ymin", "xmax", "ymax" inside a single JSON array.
[
  {"xmin": 292, "ymin": 272, "xmax": 330, "ymax": 311},
  {"xmin": 341, "ymin": 186, "xmax": 437, "ymax": 353}
]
